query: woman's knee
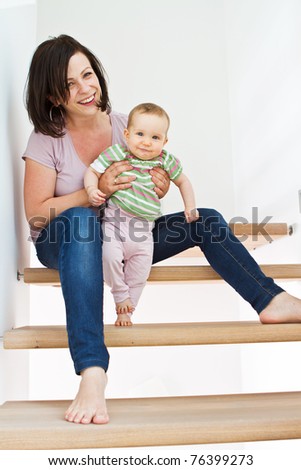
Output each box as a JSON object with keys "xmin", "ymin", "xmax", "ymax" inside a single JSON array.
[
  {"xmin": 198, "ymin": 208, "xmax": 224, "ymax": 222},
  {"xmin": 186, "ymin": 208, "xmax": 228, "ymax": 246}
]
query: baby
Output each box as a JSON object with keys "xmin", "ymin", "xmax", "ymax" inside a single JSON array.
[{"xmin": 84, "ymin": 103, "xmax": 199, "ymax": 326}]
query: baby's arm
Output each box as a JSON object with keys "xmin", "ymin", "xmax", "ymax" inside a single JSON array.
[
  {"xmin": 84, "ymin": 167, "xmax": 106, "ymax": 207},
  {"xmin": 173, "ymin": 173, "xmax": 199, "ymax": 223}
]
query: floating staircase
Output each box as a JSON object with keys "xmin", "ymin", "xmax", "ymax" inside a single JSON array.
[{"xmin": 2, "ymin": 222, "xmax": 301, "ymax": 449}]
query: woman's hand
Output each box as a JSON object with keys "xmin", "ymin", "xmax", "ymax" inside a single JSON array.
[
  {"xmin": 150, "ymin": 167, "xmax": 170, "ymax": 199},
  {"xmin": 98, "ymin": 161, "xmax": 136, "ymax": 197}
]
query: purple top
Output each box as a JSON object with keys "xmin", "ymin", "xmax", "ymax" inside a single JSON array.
[
  {"xmin": 22, "ymin": 111, "xmax": 128, "ymax": 241},
  {"xmin": 23, "ymin": 111, "xmax": 128, "ymax": 195}
]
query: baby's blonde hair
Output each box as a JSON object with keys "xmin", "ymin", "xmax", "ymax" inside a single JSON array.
[{"xmin": 127, "ymin": 102, "xmax": 170, "ymax": 132}]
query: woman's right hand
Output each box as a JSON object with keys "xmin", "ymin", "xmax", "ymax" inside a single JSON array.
[{"xmin": 98, "ymin": 160, "xmax": 136, "ymax": 197}]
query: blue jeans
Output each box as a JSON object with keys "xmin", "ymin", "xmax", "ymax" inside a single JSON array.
[{"xmin": 35, "ymin": 207, "xmax": 284, "ymax": 375}]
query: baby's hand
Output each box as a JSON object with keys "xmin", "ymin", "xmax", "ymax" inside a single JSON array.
[
  {"xmin": 185, "ymin": 208, "xmax": 199, "ymax": 223},
  {"xmin": 88, "ymin": 188, "xmax": 106, "ymax": 206}
]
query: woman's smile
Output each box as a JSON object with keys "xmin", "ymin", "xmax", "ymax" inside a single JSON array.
[{"xmin": 78, "ymin": 93, "xmax": 96, "ymax": 105}]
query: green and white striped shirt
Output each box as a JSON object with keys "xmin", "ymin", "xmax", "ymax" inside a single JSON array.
[{"xmin": 91, "ymin": 144, "xmax": 183, "ymax": 221}]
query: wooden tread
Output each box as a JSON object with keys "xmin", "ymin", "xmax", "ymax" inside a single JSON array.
[
  {"xmin": 20, "ymin": 222, "xmax": 293, "ymax": 285},
  {"xmin": 4, "ymin": 321, "xmax": 301, "ymax": 349},
  {"xmin": 1, "ymin": 391, "xmax": 301, "ymax": 449},
  {"xmin": 19, "ymin": 222, "xmax": 291, "ymax": 284},
  {"xmin": 22, "ymin": 264, "xmax": 301, "ymax": 285}
]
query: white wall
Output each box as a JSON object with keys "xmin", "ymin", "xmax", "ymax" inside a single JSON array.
[
  {"xmin": 224, "ymin": 0, "xmax": 301, "ymax": 396},
  {"xmin": 0, "ymin": 0, "xmax": 36, "ymax": 404}
]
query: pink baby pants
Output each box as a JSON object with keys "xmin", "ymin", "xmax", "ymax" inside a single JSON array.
[{"xmin": 102, "ymin": 204, "xmax": 154, "ymax": 308}]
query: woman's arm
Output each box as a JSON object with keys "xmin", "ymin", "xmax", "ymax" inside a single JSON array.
[{"xmin": 24, "ymin": 158, "xmax": 90, "ymax": 228}]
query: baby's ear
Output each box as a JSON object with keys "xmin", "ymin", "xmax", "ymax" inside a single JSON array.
[
  {"xmin": 164, "ymin": 136, "xmax": 168, "ymax": 145},
  {"xmin": 124, "ymin": 128, "xmax": 129, "ymax": 139}
]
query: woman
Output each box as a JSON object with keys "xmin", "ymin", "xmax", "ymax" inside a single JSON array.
[{"xmin": 23, "ymin": 34, "xmax": 301, "ymax": 425}]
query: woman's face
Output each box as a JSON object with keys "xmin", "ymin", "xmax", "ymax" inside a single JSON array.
[{"xmin": 61, "ymin": 52, "xmax": 102, "ymax": 120}]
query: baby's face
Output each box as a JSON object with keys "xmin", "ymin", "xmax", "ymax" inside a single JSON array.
[{"xmin": 124, "ymin": 112, "xmax": 168, "ymax": 160}]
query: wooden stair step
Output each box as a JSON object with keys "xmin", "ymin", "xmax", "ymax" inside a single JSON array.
[
  {"xmin": 1, "ymin": 391, "xmax": 301, "ymax": 449},
  {"xmin": 22, "ymin": 264, "xmax": 301, "ymax": 285},
  {"xmin": 4, "ymin": 321, "xmax": 301, "ymax": 349},
  {"xmin": 20, "ymin": 221, "xmax": 293, "ymax": 285}
]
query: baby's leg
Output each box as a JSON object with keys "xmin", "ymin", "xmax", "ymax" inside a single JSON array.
[
  {"xmin": 103, "ymin": 219, "xmax": 132, "ymax": 326},
  {"xmin": 103, "ymin": 237, "xmax": 129, "ymax": 301},
  {"xmin": 124, "ymin": 229, "xmax": 154, "ymax": 308}
]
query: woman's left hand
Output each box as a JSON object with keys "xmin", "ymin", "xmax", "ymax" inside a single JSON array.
[{"xmin": 150, "ymin": 167, "xmax": 170, "ymax": 199}]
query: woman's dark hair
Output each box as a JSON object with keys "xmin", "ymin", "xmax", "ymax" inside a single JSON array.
[{"xmin": 25, "ymin": 34, "xmax": 111, "ymax": 137}]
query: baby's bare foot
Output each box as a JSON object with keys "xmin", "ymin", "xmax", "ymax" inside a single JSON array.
[
  {"xmin": 116, "ymin": 298, "xmax": 134, "ymax": 315},
  {"xmin": 260, "ymin": 291, "xmax": 301, "ymax": 324},
  {"xmin": 115, "ymin": 299, "xmax": 134, "ymax": 326},
  {"xmin": 115, "ymin": 312, "xmax": 133, "ymax": 326},
  {"xmin": 65, "ymin": 367, "xmax": 109, "ymax": 425}
]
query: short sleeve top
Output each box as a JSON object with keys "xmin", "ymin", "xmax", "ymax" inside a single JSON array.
[
  {"xmin": 90, "ymin": 144, "xmax": 183, "ymax": 220},
  {"xmin": 22, "ymin": 111, "xmax": 128, "ymax": 242},
  {"xmin": 22, "ymin": 111, "xmax": 128, "ymax": 195}
]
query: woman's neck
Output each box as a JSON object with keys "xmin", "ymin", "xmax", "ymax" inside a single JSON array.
[
  {"xmin": 66, "ymin": 109, "xmax": 109, "ymax": 133},
  {"xmin": 65, "ymin": 109, "xmax": 113, "ymax": 164}
]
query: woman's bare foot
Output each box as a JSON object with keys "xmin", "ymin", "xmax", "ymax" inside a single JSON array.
[
  {"xmin": 259, "ymin": 291, "xmax": 301, "ymax": 324},
  {"xmin": 65, "ymin": 367, "xmax": 109, "ymax": 425},
  {"xmin": 115, "ymin": 299, "xmax": 134, "ymax": 326}
]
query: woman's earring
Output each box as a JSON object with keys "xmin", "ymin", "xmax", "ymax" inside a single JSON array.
[
  {"xmin": 49, "ymin": 104, "xmax": 64, "ymax": 122},
  {"xmin": 49, "ymin": 105, "xmax": 55, "ymax": 122}
]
